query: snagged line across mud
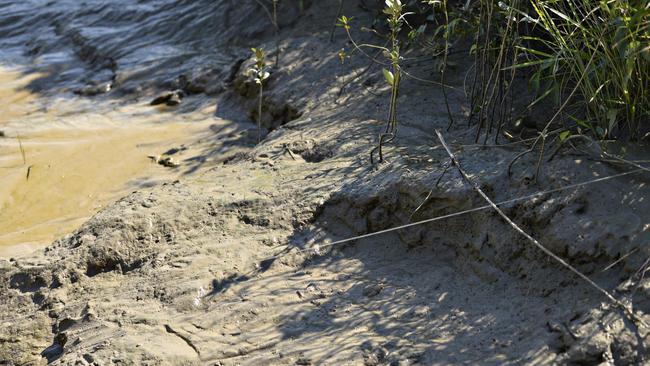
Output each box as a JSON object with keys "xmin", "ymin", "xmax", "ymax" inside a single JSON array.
[{"xmin": 1, "ymin": 1, "xmax": 649, "ymax": 365}]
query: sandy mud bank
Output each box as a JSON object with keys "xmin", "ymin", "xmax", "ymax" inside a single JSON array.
[{"xmin": 1, "ymin": 1, "xmax": 649, "ymax": 365}]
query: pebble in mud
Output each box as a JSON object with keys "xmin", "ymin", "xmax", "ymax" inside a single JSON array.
[
  {"xmin": 362, "ymin": 283, "xmax": 384, "ymax": 298},
  {"xmin": 162, "ymin": 157, "xmax": 180, "ymax": 167},
  {"xmin": 148, "ymin": 155, "xmax": 181, "ymax": 168},
  {"xmin": 150, "ymin": 91, "xmax": 174, "ymax": 105},
  {"xmin": 74, "ymin": 82, "xmax": 112, "ymax": 96},
  {"xmin": 363, "ymin": 353, "xmax": 379, "ymax": 366},
  {"xmin": 150, "ymin": 89, "xmax": 185, "ymax": 106},
  {"xmin": 166, "ymin": 92, "xmax": 182, "ymax": 106}
]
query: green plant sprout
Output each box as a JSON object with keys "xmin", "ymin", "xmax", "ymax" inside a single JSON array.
[
  {"xmin": 248, "ymin": 47, "xmax": 270, "ymax": 143},
  {"xmin": 338, "ymin": 0, "xmax": 407, "ymax": 164}
]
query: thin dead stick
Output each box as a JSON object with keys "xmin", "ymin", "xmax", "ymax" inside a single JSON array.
[
  {"xmin": 253, "ymin": 0, "xmax": 274, "ymax": 23},
  {"xmin": 330, "ymin": 0, "xmax": 344, "ymax": 42},
  {"xmin": 17, "ymin": 132, "xmax": 26, "ymax": 165},
  {"xmin": 631, "ymin": 256, "xmax": 650, "ymax": 298},
  {"xmin": 601, "ymin": 248, "xmax": 639, "ymax": 273},
  {"xmin": 435, "ymin": 129, "xmax": 647, "ymax": 329},
  {"xmin": 601, "ymin": 151, "xmax": 650, "ymax": 174},
  {"xmin": 272, "ymin": 0, "xmax": 279, "ymax": 68}
]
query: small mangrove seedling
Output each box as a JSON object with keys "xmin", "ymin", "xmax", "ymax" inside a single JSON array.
[
  {"xmin": 248, "ymin": 47, "xmax": 270, "ymax": 143},
  {"xmin": 338, "ymin": 0, "xmax": 406, "ymax": 164}
]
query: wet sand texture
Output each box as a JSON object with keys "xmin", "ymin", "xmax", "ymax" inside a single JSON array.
[{"xmin": 1, "ymin": 1, "xmax": 649, "ymax": 365}]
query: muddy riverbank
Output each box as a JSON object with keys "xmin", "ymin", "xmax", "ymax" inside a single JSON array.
[{"xmin": 1, "ymin": 1, "xmax": 649, "ymax": 365}]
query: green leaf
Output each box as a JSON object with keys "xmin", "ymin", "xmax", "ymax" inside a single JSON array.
[
  {"xmin": 529, "ymin": 71, "xmax": 540, "ymax": 92},
  {"xmin": 559, "ymin": 130, "xmax": 571, "ymax": 141},
  {"xmin": 383, "ymin": 69, "xmax": 395, "ymax": 86},
  {"xmin": 569, "ymin": 115, "xmax": 591, "ymax": 130},
  {"xmin": 336, "ymin": 15, "xmax": 353, "ymax": 29},
  {"xmin": 607, "ymin": 108, "xmax": 618, "ymax": 133}
]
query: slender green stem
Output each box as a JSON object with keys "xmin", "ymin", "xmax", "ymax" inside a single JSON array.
[{"xmin": 258, "ymin": 83, "xmax": 263, "ymax": 143}]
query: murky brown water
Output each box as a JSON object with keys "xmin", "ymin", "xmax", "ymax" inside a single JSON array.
[
  {"xmin": 0, "ymin": 66, "xmax": 219, "ymax": 257},
  {"xmin": 0, "ymin": 0, "xmax": 265, "ymax": 257}
]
